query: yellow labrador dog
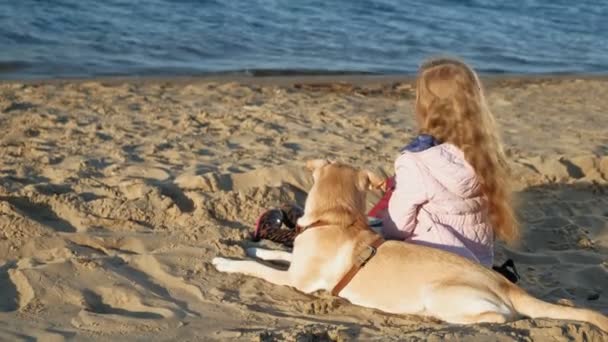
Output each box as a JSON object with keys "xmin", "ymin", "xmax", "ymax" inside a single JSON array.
[{"xmin": 212, "ymin": 160, "xmax": 608, "ymax": 332}]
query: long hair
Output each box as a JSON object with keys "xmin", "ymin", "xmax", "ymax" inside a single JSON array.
[{"xmin": 415, "ymin": 57, "xmax": 519, "ymax": 244}]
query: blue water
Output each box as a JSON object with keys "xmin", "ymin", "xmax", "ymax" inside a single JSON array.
[{"xmin": 1, "ymin": 0, "xmax": 607, "ymax": 79}]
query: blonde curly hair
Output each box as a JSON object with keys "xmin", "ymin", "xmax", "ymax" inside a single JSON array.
[{"xmin": 415, "ymin": 57, "xmax": 519, "ymax": 244}]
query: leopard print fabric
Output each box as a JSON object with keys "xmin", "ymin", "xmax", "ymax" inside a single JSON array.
[
  {"xmin": 252, "ymin": 204, "xmax": 305, "ymax": 247},
  {"xmin": 261, "ymin": 228, "xmax": 300, "ymax": 247}
]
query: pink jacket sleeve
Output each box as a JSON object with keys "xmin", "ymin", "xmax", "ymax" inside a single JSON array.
[{"xmin": 382, "ymin": 154, "xmax": 428, "ymax": 240}]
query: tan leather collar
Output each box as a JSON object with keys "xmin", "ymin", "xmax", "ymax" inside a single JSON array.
[{"xmin": 331, "ymin": 236, "xmax": 385, "ymax": 296}]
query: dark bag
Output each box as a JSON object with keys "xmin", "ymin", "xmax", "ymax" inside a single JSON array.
[{"xmin": 492, "ymin": 259, "xmax": 520, "ymax": 283}]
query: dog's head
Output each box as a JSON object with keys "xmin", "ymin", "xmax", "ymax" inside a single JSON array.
[
  {"xmin": 306, "ymin": 159, "xmax": 385, "ymax": 191},
  {"xmin": 297, "ymin": 159, "xmax": 385, "ymax": 227}
]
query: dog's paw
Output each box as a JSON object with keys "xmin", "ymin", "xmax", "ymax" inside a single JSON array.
[{"xmin": 212, "ymin": 257, "xmax": 238, "ymax": 273}]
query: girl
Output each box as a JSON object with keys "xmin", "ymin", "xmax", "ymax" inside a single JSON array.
[{"xmin": 369, "ymin": 57, "xmax": 519, "ymax": 267}]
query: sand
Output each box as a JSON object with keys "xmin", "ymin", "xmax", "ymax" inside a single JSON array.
[{"xmin": 0, "ymin": 75, "xmax": 607, "ymax": 341}]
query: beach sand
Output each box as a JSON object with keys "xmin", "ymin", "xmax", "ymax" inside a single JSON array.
[{"xmin": 0, "ymin": 75, "xmax": 607, "ymax": 341}]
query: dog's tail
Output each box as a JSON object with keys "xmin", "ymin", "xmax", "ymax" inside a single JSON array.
[{"xmin": 508, "ymin": 285, "xmax": 608, "ymax": 333}]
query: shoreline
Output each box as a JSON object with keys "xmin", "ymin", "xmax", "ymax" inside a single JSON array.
[{"xmin": 2, "ymin": 72, "xmax": 608, "ymax": 87}]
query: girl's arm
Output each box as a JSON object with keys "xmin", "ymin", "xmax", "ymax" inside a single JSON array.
[{"xmin": 382, "ymin": 155, "xmax": 427, "ymax": 239}]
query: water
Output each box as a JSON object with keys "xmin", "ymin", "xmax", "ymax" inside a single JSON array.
[{"xmin": 1, "ymin": 0, "xmax": 607, "ymax": 79}]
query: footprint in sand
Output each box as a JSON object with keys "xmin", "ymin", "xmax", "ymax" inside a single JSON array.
[
  {"xmin": 0, "ymin": 196, "xmax": 79, "ymax": 233},
  {"xmin": 116, "ymin": 178, "xmax": 195, "ymax": 214},
  {"xmin": 0, "ymin": 264, "xmax": 19, "ymax": 312},
  {"xmin": 174, "ymin": 164, "xmax": 312, "ymax": 193},
  {"xmin": 81, "ymin": 287, "xmax": 174, "ymax": 319},
  {"xmin": 524, "ymin": 155, "xmax": 607, "ymax": 183},
  {"xmin": 72, "ymin": 286, "xmax": 182, "ymax": 334},
  {"xmin": 0, "ymin": 263, "xmax": 34, "ymax": 312},
  {"xmin": 125, "ymin": 254, "xmax": 205, "ymax": 302}
]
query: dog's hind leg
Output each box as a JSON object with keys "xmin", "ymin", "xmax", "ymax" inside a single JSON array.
[
  {"xmin": 448, "ymin": 311, "xmax": 509, "ymax": 324},
  {"xmin": 246, "ymin": 248, "xmax": 292, "ymax": 263},
  {"xmin": 425, "ymin": 284, "xmax": 514, "ymax": 325},
  {"xmin": 212, "ymin": 257, "xmax": 290, "ymax": 286}
]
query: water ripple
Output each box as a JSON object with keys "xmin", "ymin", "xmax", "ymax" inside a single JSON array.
[{"xmin": 0, "ymin": 0, "xmax": 606, "ymax": 79}]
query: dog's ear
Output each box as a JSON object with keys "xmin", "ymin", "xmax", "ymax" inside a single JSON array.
[
  {"xmin": 306, "ymin": 159, "xmax": 330, "ymax": 171},
  {"xmin": 359, "ymin": 170, "xmax": 387, "ymax": 191}
]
